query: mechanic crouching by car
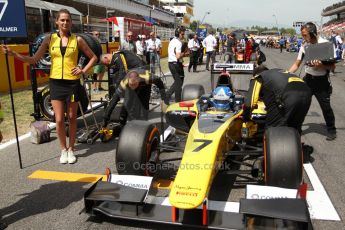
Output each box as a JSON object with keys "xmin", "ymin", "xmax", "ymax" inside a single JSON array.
[
  {"xmin": 288, "ymin": 22, "xmax": 337, "ymax": 141},
  {"xmin": 102, "ymin": 69, "xmax": 167, "ymax": 128},
  {"xmin": 243, "ymin": 67, "xmax": 312, "ymax": 134}
]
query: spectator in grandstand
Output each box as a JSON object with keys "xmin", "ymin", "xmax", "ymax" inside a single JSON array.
[
  {"xmin": 120, "ymin": 31, "xmax": 136, "ymax": 53},
  {"xmin": 188, "ymin": 34, "xmax": 200, "ymax": 72},
  {"xmin": 92, "ymin": 31, "xmax": 106, "ymax": 93},
  {"xmin": 288, "ymin": 22, "xmax": 337, "ymax": 141},
  {"xmin": 202, "ymin": 30, "xmax": 217, "ymax": 71}
]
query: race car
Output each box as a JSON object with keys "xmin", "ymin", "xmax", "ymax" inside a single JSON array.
[{"xmin": 84, "ymin": 63, "xmax": 310, "ymax": 229}]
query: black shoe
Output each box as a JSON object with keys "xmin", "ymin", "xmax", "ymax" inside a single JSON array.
[
  {"xmin": 302, "ymin": 144, "xmax": 314, "ymax": 163},
  {"xmin": 164, "ymin": 98, "xmax": 170, "ymax": 106},
  {"xmin": 0, "ymin": 221, "xmax": 7, "ymax": 230},
  {"xmin": 326, "ymin": 131, "xmax": 337, "ymax": 141}
]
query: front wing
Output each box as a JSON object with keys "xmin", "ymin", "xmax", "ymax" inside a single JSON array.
[{"xmin": 84, "ymin": 178, "xmax": 312, "ymax": 229}]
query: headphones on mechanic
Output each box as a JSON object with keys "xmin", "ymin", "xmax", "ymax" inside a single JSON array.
[
  {"xmin": 302, "ymin": 22, "xmax": 317, "ymax": 38},
  {"xmin": 175, "ymin": 26, "xmax": 186, "ymax": 37}
]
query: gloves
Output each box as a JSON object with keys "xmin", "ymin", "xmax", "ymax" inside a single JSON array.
[{"xmin": 241, "ymin": 106, "xmax": 251, "ymax": 122}]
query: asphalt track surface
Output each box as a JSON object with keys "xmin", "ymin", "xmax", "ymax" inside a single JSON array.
[{"xmin": 0, "ymin": 47, "xmax": 345, "ymax": 230}]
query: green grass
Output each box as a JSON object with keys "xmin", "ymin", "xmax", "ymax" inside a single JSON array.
[{"xmin": 0, "ymin": 89, "xmax": 36, "ymax": 143}]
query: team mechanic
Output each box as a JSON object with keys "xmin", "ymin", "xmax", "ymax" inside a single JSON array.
[
  {"xmin": 101, "ymin": 50, "xmax": 157, "ymax": 126},
  {"xmin": 165, "ymin": 26, "xmax": 188, "ymax": 104},
  {"xmin": 243, "ymin": 68, "xmax": 312, "ymax": 135},
  {"xmin": 288, "ymin": 22, "xmax": 337, "ymax": 141},
  {"xmin": 101, "ymin": 69, "xmax": 167, "ymax": 127}
]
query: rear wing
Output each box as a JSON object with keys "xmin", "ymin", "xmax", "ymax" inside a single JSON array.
[{"xmin": 211, "ymin": 63, "xmax": 254, "ymax": 74}]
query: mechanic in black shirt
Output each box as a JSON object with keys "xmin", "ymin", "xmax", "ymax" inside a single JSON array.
[
  {"xmin": 243, "ymin": 67, "xmax": 312, "ymax": 134},
  {"xmin": 101, "ymin": 51, "xmax": 164, "ymax": 126},
  {"xmin": 101, "ymin": 69, "xmax": 167, "ymax": 127}
]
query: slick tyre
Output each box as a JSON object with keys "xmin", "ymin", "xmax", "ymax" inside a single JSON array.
[
  {"xmin": 116, "ymin": 120, "xmax": 160, "ymax": 175},
  {"xmin": 76, "ymin": 33, "xmax": 102, "ymax": 66},
  {"xmin": 32, "ymin": 33, "xmax": 52, "ymax": 73},
  {"xmin": 264, "ymin": 126, "xmax": 302, "ymax": 189},
  {"xmin": 40, "ymin": 86, "xmax": 54, "ymax": 121},
  {"xmin": 182, "ymin": 84, "xmax": 205, "ymax": 101},
  {"xmin": 39, "ymin": 86, "xmax": 88, "ymax": 121}
]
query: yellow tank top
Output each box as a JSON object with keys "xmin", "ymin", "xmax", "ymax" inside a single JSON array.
[{"xmin": 49, "ymin": 33, "xmax": 79, "ymax": 80}]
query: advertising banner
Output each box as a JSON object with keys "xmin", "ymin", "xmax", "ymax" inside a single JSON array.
[{"xmin": 0, "ymin": 0, "xmax": 27, "ymax": 38}]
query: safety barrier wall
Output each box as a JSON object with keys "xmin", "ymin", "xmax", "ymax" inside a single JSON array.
[{"xmin": 0, "ymin": 41, "xmax": 168, "ymax": 93}]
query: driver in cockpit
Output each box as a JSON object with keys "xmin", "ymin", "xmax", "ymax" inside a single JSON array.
[{"xmin": 199, "ymin": 86, "xmax": 234, "ymax": 112}]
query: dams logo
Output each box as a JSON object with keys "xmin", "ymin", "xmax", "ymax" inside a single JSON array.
[{"xmin": 0, "ymin": 0, "xmax": 8, "ymax": 21}]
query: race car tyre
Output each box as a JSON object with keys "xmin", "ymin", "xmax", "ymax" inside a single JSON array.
[
  {"xmin": 39, "ymin": 85, "xmax": 89, "ymax": 121},
  {"xmin": 40, "ymin": 86, "xmax": 54, "ymax": 120},
  {"xmin": 116, "ymin": 120, "xmax": 160, "ymax": 175},
  {"xmin": 31, "ymin": 33, "xmax": 52, "ymax": 73},
  {"xmin": 182, "ymin": 84, "xmax": 205, "ymax": 101},
  {"xmin": 75, "ymin": 33, "xmax": 102, "ymax": 67},
  {"xmin": 264, "ymin": 126, "xmax": 302, "ymax": 189},
  {"xmin": 32, "ymin": 33, "xmax": 102, "ymax": 72}
]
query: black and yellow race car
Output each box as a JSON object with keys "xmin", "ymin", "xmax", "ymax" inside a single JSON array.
[{"xmin": 84, "ymin": 63, "xmax": 311, "ymax": 229}]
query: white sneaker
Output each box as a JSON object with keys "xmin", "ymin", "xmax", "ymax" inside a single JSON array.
[
  {"xmin": 60, "ymin": 149, "xmax": 68, "ymax": 164},
  {"xmin": 67, "ymin": 148, "xmax": 77, "ymax": 164}
]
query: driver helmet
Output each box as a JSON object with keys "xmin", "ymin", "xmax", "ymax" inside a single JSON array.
[{"xmin": 212, "ymin": 86, "xmax": 233, "ymax": 111}]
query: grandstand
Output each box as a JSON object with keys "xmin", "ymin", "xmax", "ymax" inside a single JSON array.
[{"xmin": 321, "ymin": 1, "xmax": 345, "ymax": 37}]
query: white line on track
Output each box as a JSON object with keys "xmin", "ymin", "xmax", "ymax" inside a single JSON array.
[{"xmin": 0, "ymin": 102, "xmax": 101, "ymax": 150}]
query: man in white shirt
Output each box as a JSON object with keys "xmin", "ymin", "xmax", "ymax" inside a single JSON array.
[
  {"xmin": 202, "ymin": 31, "xmax": 217, "ymax": 70},
  {"xmin": 165, "ymin": 26, "xmax": 188, "ymax": 104},
  {"xmin": 135, "ymin": 35, "xmax": 146, "ymax": 62},
  {"xmin": 289, "ymin": 22, "xmax": 337, "ymax": 141},
  {"xmin": 146, "ymin": 32, "xmax": 162, "ymax": 74},
  {"xmin": 188, "ymin": 34, "xmax": 200, "ymax": 72}
]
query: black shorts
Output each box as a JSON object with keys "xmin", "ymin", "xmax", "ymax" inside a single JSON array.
[{"xmin": 49, "ymin": 79, "xmax": 82, "ymax": 102}]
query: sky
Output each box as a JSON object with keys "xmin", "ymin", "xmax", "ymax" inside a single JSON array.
[{"xmin": 193, "ymin": 0, "xmax": 339, "ymax": 28}]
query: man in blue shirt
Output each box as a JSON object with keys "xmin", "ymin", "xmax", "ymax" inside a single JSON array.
[{"xmin": 279, "ymin": 37, "xmax": 285, "ymax": 53}]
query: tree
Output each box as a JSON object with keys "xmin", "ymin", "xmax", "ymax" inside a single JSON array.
[{"xmin": 190, "ymin": 20, "xmax": 198, "ymax": 31}]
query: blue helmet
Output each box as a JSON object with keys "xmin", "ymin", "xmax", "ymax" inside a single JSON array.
[{"xmin": 211, "ymin": 86, "xmax": 233, "ymax": 111}]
